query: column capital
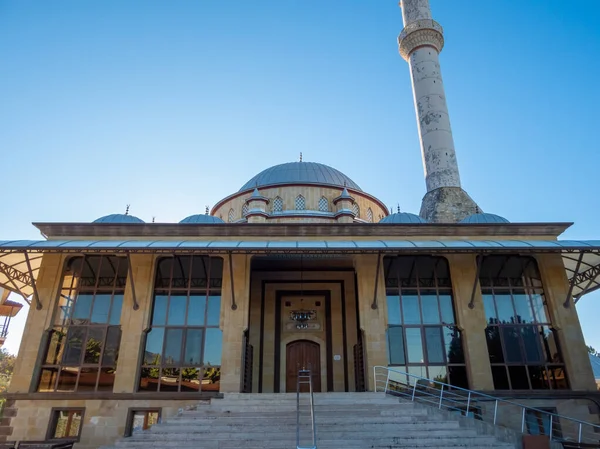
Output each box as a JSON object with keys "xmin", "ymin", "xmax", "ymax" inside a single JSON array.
[{"xmin": 398, "ymin": 19, "xmax": 444, "ymax": 61}]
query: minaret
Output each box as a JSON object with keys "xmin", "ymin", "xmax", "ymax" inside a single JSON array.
[{"xmin": 398, "ymin": 0, "xmax": 478, "ymax": 222}]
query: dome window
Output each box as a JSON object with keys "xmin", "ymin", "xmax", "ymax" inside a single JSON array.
[
  {"xmin": 318, "ymin": 196, "xmax": 329, "ymax": 212},
  {"xmin": 295, "ymin": 195, "xmax": 306, "ymax": 211},
  {"xmin": 273, "ymin": 196, "xmax": 283, "ymax": 213},
  {"xmin": 228, "ymin": 208, "xmax": 235, "ymax": 223},
  {"xmin": 367, "ymin": 208, "xmax": 373, "ymax": 223},
  {"xmin": 352, "ymin": 203, "xmax": 360, "ymax": 218},
  {"xmin": 242, "ymin": 203, "xmax": 249, "ymax": 217}
]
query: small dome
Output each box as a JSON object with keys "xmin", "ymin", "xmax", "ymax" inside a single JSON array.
[
  {"xmin": 93, "ymin": 214, "xmax": 145, "ymax": 224},
  {"xmin": 460, "ymin": 213, "xmax": 509, "ymax": 224},
  {"xmin": 380, "ymin": 212, "xmax": 427, "ymax": 224},
  {"xmin": 179, "ymin": 214, "xmax": 225, "ymax": 224},
  {"xmin": 239, "ymin": 161, "xmax": 361, "ymax": 192}
]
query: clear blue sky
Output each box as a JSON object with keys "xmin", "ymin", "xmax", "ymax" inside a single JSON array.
[{"xmin": 1, "ymin": 0, "xmax": 599, "ymax": 355}]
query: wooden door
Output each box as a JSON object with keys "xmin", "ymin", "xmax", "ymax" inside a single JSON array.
[{"xmin": 286, "ymin": 340, "xmax": 321, "ymax": 392}]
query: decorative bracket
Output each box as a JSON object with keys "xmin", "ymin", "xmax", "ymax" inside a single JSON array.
[
  {"xmin": 0, "ymin": 261, "xmax": 32, "ymax": 307},
  {"xmin": 468, "ymin": 255, "xmax": 483, "ymax": 310},
  {"xmin": 564, "ymin": 251, "xmax": 585, "ymax": 308},
  {"xmin": 126, "ymin": 252, "xmax": 139, "ymax": 311},
  {"xmin": 371, "ymin": 252, "xmax": 382, "ymax": 310},
  {"xmin": 23, "ymin": 252, "xmax": 42, "ymax": 310},
  {"xmin": 228, "ymin": 252, "xmax": 237, "ymax": 310}
]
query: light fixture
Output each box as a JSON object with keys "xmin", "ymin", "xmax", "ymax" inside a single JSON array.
[{"xmin": 289, "ymin": 255, "xmax": 316, "ymax": 329}]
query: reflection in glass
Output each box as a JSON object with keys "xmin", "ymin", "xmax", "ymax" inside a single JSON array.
[
  {"xmin": 482, "ymin": 294, "xmax": 496, "ymax": 323},
  {"xmin": 164, "ymin": 329, "xmax": 183, "ymax": 365},
  {"xmin": 184, "ymin": 329, "xmax": 203, "ymax": 365},
  {"xmin": 139, "ymin": 368, "xmax": 159, "ymax": 392},
  {"xmin": 152, "ymin": 295, "xmax": 168, "ymax": 326},
  {"xmin": 72, "ymin": 294, "xmax": 93, "ymax": 323},
  {"xmin": 187, "ymin": 295, "xmax": 206, "ymax": 326},
  {"xmin": 448, "ymin": 366, "xmax": 468, "ymax": 389},
  {"xmin": 168, "ymin": 294, "xmax": 187, "ymax": 326},
  {"xmin": 77, "ymin": 367, "xmax": 99, "ymax": 391},
  {"xmin": 91, "ymin": 294, "xmax": 111, "ymax": 324},
  {"xmin": 386, "ymin": 296, "xmax": 401, "ymax": 325},
  {"xmin": 63, "ymin": 327, "xmax": 85, "ymax": 364},
  {"xmin": 45, "ymin": 330, "xmax": 66, "ymax": 365},
  {"xmin": 181, "ymin": 367, "xmax": 200, "ymax": 392},
  {"xmin": 428, "ymin": 365, "xmax": 448, "ymax": 384},
  {"xmin": 160, "ymin": 368, "xmax": 180, "ymax": 392},
  {"xmin": 425, "ymin": 327, "xmax": 444, "ymax": 363},
  {"xmin": 522, "ymin": 327, "xmax": 542, "ymax": 363},
  {"xmin": 144, "ymin": 328, "xmax": 164, "ymax": 365},
  {"xmin": 495, "ymin": 295, "xmax": 514, "ymax": 324},
  {"xmin": 109, "ymin": 295, "xmax": 124, "ymax": 325},
  {"xmin": 57, "ymin": 367, "xmax": 78, "ymax": 391},
  {"xmin": 204, "ymin": 328, "xmax": 222, "ymax": 366},
  {"xmin": 531, "ymin": 293, "xmax": 547, "ymax": 323},
  {"xmin": 485, "ymin": 327, "xmax": 504, "ymax": 363},
  {"xmin": 401, "ymin": 295, "xmax": 421, "ymax": 325},
  {"xmin": 405, "ymin": 328, "xmax": 423, "ymax": 363},
  {"xmin": 502, "ymin": 327, "xmax": 523, "ymax": 363},
  {"xmin": 102, "ymin": 327, "xmax": 121, "ymax": 366},
  {"xmin": 387, "ymin": 327, "xmax": 405, "ymax": 365},
  {"xmin": 439, "ymin": 295, "xmax": 454, "ymax": 324},
  {"xmin": 201, "ymin": 367, "xmax": 221, "ymax": 391},
  {"xmin": 491, "ymin": 366, "xmax": 510, "ymax": 390},
  {"xmin": 509, "ymin": 366, "xmax": 529, "ymax": 389},
  {"xmin": 37, "ymin": 368, "xmax": 58, "ymax": 392},
  {"xmin": 83, "ymin": 327, "xmax": 104, "ymax": 364},
  {"xmin": 444, "ymin": 327, "xmax": 464, "ymax": 364},
  {"xmin": 207, "ymin": 296, "xmax": 221, "ymax": 326},
  {"xmin": 97, "ymin": 367, "xmax": 116, "ymax": 391},
  {"xmin": 513, "ymin": 293, "xmax": 535, "ymax": 324},
  {"xmin": 421, "ymin": 295, "xmax": 439, "ymax": 324}
]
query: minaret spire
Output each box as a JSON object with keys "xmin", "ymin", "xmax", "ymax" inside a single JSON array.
[{"xmin": 398, "ymin": 0, "xmax": 478, "ymax": 222}]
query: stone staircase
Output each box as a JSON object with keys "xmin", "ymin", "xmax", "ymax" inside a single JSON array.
[{"xmin": 105, "ymin": 393, "xmax": 520, "ymax": 449}]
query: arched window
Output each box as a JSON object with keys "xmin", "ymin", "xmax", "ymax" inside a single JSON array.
[
  {"xmin": 352, "ymin": 203, "xmax": 360, "ymax": 218},
  {"xmin": 384, "ymin": 256, "xmax": 468, "ymax": 388},
  {"xmin": 480, "ymin": 255, "xmax": 567, "ymax": 390},
  {"xmin": 37, "ymin": 255, "xmax": 127, "ymax": 392},
  {"xmin": 139, "ymin": 256, "xmax": 223, "ymax": 392},
  {"xmin": 366, "ymin": 208, "xmax": 373, "ymax": 223},
  {"xmin": 295, "ymin": 195, "xmax": 305, "ymax": 210},
  {"xmin": 228, "ymin": 208, "xmax": 235, "ymax": 223},
  {"xmin": 242, "ymin": 203, "xmax": 249, "ymax": 217},
  {"xmin": 318, "ymin": 196, "xmax": 329, "ymax": 212},
  {"xmin": 273, "ymin": 197, "xmax": 283, "ymax": 213}
]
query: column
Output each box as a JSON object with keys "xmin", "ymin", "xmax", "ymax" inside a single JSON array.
[
  {"xmin": 446, "ymin": 254, "xmax": 494, "ymax": 390},
  {"xmin": 354, "ymin": 255, "xmax": 388, "ymax": 391},
  {"xmin": 9, "ymin": 254, "xmax": 65, "ymax": 393},
  {"xmin": 537, "ymin": 254, "xmax": 596, "ymax": 391},
  {"xmin": 219, "ymin": 254, "xmax": 251, "ymax": 393},
  {"xmin": 112, "ymin": 254, "xmax": 155, "ymax": 393}
]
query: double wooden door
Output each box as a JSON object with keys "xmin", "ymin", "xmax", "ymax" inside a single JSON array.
[{"xmin": 286, "ymin": 340, "xmax": 321, "ymax": 392}]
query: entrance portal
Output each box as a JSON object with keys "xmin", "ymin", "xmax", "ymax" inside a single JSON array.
[{"xmin": 286, "ymin": 340, "xmax": 321, "ymax": 392}]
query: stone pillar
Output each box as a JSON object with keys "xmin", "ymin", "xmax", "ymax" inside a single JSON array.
[
  {"xmin": 398, "ymin": 0, "xmax": 478, "ymax": 222},
  {"xmin": 536, "ymin": 254, "xmax": 596, "ymax": 391},
  {"xmin": 354, "ymin": 255, "xmax": 388, "ymax": 391},
  {"xmin": 246, "ymin": 188, "xmax": 269, "ymax": 224},
  {"xmin": 219, "ymin": 254, "xmax": 251, "ymax": 392},
  {"xmin": 113, "ymin": 254, "xmax": 155, "ymax": 393},
  {"xmin": 9, "ymin": 254, "xmax": 65, "ymax": 393},
  {"xmin": 446, "ymin": 254, "xmax": 494, "ymax": 390}
]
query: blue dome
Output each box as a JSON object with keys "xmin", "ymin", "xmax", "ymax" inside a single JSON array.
[
  {"xmin": 460, "ymin": 213, "xmax": 509, "ymax": 224},
  {"xmin": 180, "ymin": 214, "xmax": 225, "ymax": 224},
  {"xmin": 239, "ymin": 162, "xmax": 362, "ymax": 192},
  {"xmin": 93, "ymin": 214, "xmax": 145, "ymax": 224},
  {"xmin": 380, "ymin": 212, "xmax": 427, "ymax": 224}
]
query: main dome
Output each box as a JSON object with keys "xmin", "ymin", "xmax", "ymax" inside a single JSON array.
[{"xmin": 239, "ymin": 162, "xmax": 362, "ymax": 192}]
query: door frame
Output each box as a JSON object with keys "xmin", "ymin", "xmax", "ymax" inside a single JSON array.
[{"xmin": 274, "ymin": 290, "xmax": 334, "ymax": 392}]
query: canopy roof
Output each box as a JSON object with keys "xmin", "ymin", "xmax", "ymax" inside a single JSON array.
[{"xmin": 1, "ymin": 239, "xmax": 599, "ymax": 303}]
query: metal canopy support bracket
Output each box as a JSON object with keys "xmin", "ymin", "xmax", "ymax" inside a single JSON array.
[
  {"xmin": 23, "ymin": 252, "xmax": 42, "ymax": 310},
  {"xmin": 371, "ymin": 252, "xmax": 382, "ymax": 310},
  {"xmin": 564, "ymin": 251, "xmax": 585, "ymax": 308},
  {"xmin": 468, "ymin": 255, "xmax": 483, "ymax": 310},
  {"xmin": 228, "ymin": 252, "xmax": 237, "ymax": 310},
  {"xmin": 126, "ymin": 252, "xmax": 139, "ymax": 311},
  {"xmin": 0, "ymin": 261, "xmax": 32, "ymax": 306}
]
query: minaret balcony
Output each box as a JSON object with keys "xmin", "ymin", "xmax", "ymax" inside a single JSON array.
[{"xmin": 398, "ymin": 19, "xmax": 444, "ymax": 60}]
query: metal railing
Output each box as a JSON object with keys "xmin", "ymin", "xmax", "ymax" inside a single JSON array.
[
  {"xmin": 374, "ymin": 366, "xmax": 600, "ymax": 446},
  {"xmin": 296, "ymin": 370, "xmax": 317, "ymax": 449}
]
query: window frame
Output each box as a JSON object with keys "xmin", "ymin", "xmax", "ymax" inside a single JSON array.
[
  {"xmin": 384, "ymin": 256, "xmax": 468, "ymax": 388},
  {"xmin": 138, "ymin": 255, "xmax": 223, "ymax": 393},
  {"xmin": 480, "ymin": 255, "xmax": 568, "ymax": 391},
  {"xmin": 46, "ymin": 408, "xmax": 85, "ymax": 442},
  {"xmin": 124, "ymin": 408, "xmax": 162, "ymax": 437},
  {"xmin": 273, "ymin": 196, "xmax": 283, "ymax": 212},
  {"xmin": 37, "ymin": 255, "xmax": 126, "ymax": 393},
  {"xmin": 295, "ymin": 195, "xmax": 305, "ymax": 211}
]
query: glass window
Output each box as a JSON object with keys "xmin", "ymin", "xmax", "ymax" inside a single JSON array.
[
  {"xmin": 127, "ymin": 409, "xmax": 161, "ymax": 436},
  {"xmin": 295, "ymin": 195, "xmax": 305, "ymax": 210},
  {"xmin": 139, "ymin": 256, "xmax": 223, "ymax": 392},
  {"xmin": 273, "ymin": 196, "xmax": 283, "ymax": 212},
  {"xmin": 48, "ymin": 409, "xmax": 84, "ymax": 441},
  {"xmin": 480, "ymin": 256, "xmax": 567, "ymax": 390},
  {"xmin": 366, "ymin": 208, "xmax": 373, "ymax": 223},
  {"xmin": 383, "ymin": 256, "xmax": 466, "ymax": 388},
  {"xmin": 37, "ymin": 256, "xmax": 126, "ymax": 393},
  {"xmin": 352, "ymin": 203, "xmax": 360, "ymax": 218},
  {"xmin": 228, "ymin": 209, "xmax": 235, "ymax": 223},
  {"xmin": 318, "ymin": 196, "xmax": 328, "ymax": 212}
]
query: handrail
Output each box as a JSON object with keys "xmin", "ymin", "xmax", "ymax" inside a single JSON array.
[
  {"xmin": 374, "ymin": 366, "xmax": 600, "ymax": 445},
  {"xmin": 296, "ymin": 369, "xmax": 317, "ymax": 449}
]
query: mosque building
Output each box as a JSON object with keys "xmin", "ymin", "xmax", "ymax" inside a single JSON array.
[{"xmin": 0, "ymin": 0, "xmax": 599, "ymax": 447}]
